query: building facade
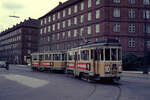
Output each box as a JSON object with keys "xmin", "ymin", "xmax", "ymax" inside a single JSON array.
[
  {"xmin": 38, "ymin": 0, "xmax": 150, "ymax": 55},
  {"xmin": 0, "ymin": 18, "xmax": 40, "ymax": 64}
]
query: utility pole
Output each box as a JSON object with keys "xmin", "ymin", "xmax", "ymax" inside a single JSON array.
[{"xmin": 143, "ymin": 5, "xmax": 149, "ymax": 74}]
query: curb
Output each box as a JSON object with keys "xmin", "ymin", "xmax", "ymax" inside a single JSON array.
[{"xmin": 123, "ymin": 71, "xmax": 150, "ymax": 74}]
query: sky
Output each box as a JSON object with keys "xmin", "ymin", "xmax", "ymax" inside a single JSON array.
[{"xmin": 0, "ymin": 0, "xmax": 67, "ymax": 32}]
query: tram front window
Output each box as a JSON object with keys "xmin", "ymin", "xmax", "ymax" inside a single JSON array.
[
  {"xmin": 118, "ymin": 48, "xmax": 121, "ymax": 61},
  {"xmin": 32, "ymin": 55, "xmax": 37, "ymax": 60},
  {"xmin": 111, "ymin": 48, "xmax": 117, "ymax": 61},
  {"xmin": 105, "ymin": 48, "xmax": 110, "ymax": 61},
  {"xmin": 39, "ymin": 55, "xmax": 44, "ymax": 61},
  {"xmin": 81, "ymin": 50, "xmax": 89, "ymax": 60}
]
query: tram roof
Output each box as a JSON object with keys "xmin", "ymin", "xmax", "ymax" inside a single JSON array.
[
  {"xmin": 31, "ymin": 50, "xmax": 67, "ymax": 55},
  {"xmin": 71, "ymin": 39, "xmax": 121, "ymax": 50}
]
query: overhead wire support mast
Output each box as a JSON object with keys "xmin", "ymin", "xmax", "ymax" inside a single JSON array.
[{"xmin": 143, "ymin": 5, "xmax": 149, "ymax": 74}]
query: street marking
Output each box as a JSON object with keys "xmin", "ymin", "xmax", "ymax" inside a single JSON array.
[{"xmin": 2, "ymin": 74, "xmax": 49, "ymax": 88}]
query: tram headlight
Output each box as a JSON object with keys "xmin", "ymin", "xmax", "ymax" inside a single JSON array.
[
  {"xmin": 86, "ymin": 63, "xmax": 90, "ymax": 71},
  {"xmin": 105, "ymin": 66, "xmax": 111, "ymax": 73}
]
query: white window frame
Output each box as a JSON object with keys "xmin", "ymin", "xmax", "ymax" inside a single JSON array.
[
  {"xmin": 96, "ymin": 24, "xmax": 100, "ymax": 33},
  {"xmin": 81, "ymin": 2, "xmax": 84, "ymax": 10},
  {"xmin": 88, "ymin": 12, "xmax": 92, "ymax": 21},
  {"xmin": 113, "ymin": 8, "xmax": 120, "ymax": 17},
  {"xmin": 74, "ymin": 5, "xmax": 78, "ymax": 13},
  {"xmin": 128, "ymin": 38, "xmax": 135, "ymax": 47},
  {"xmin": 128, "ymin": 9, "xmax": 136, "ymax": 18},
  {"xmin": 87, "ymin": 26, "xmax": 91, "ymax": 34},
  {"xmin": 96, "ymin": 9, "xmax": 100, "ymax": 19},
  {"xmin": 96, "ymin": 0, "xmax": 100, "ymax": 5},
  {"xmin": 80, "ymin": 15, "xmax": 84, "ymax": 23},
  {"xmin": 128, "ymin": 24, "xmax": 136, "ymax": 33},
  {"xmin": 113, "ymin": 0, "xmax": 120, "ymax": 3},
  {"xmin": 113, "ymin": 23, "xmax": 120, "ymax": 32},
  {"xmin": 88, "ymin": 0, "xmax": 92, "ymax": 8}
]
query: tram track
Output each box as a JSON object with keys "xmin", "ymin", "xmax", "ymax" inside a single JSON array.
[
  {"xmin": 115, "ymin": 85, "xmax": 122, "ymax": 100},
  {"xmin": 82, "ymin": 83, "xmax": 97, "ymax": 100}
]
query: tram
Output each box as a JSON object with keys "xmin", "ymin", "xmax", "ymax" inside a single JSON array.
[
  {"xmin": 30, "ymin": 50, "xmax": 67, "ymax": 72},
  {"xmin": 29, "ymin": 39, "xmax": 122, "ymax": 81},
  {"xmin": 66, "ymin": 39, "xmax": 122, "ymax": 81}
]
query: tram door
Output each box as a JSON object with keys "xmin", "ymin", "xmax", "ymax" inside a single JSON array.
[
  {"xmin": 74, "ymin": 52, "xmax": 78, "ymax": 76},
  {"xmin": 91, "ymin": 49, "xmax": 100, "ymax": 74}
]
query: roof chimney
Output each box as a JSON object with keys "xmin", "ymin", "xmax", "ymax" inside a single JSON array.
[{"xmin": 59, "ymin": 2, "xmax": 62, "ymax": 5}]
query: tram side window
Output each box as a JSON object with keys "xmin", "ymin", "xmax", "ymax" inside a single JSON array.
[
  {"xmin": 39, "ymin": 55, "xmax": 44, "ymax": 61},
  {"xmin": 100, "ymin": 49, "xmax": 104, "ymax": 61},
  {"xmin": 111, "ymin": 48, "xmax": 117, "ymax": 61},
  {"xmin": 68, "ymin": 54, "xmax": 73, "ymax": 60},
  {"xmin": 49, "ymin": 54, "xmax": 51, "ymax": 60},
  {"xmin": 105, "ymin": 48, "xmax": 110, "ymax": 61},
  {"xmin": 62, "ymin": 54, "xmax": 67, "ymax": 61},
  {"xmin": 81, "ymin": 50, "xmax": 89, "ymax": 60},
  {"xmin": 91, "ymin": 49, "xmax": 103, "ymax": 61},
  {"xmin": 45, "ymin": 54, "xmax": 49, "ymax": 60},
  {"xmin": 32, "ymin": 55, "xmax": 37, "ymax": 60},
  {"xmin": 118, "ymin": 48, "xmax": 121, "ymax": 61},
  {"xmin": 53, "ymin": 54, "xmax": 61, "ymax": 60}
]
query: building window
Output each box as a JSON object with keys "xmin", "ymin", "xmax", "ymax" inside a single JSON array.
[
  {"xmin": 147, "ymin": 41, "xmax": 150, "ymax": 48},
  {"xmin": 58, "ymin": 12, "xmax": 60, "ymax": 19},
  {"xmin": 80, "ymin": 15, "xmax": 84, "ymax": 23},
  {"xmin": 128, "ymin": 24, "xmax": 136, "ymax": 33},
  {"xmin": 80, "ymin": 28, "xmax": 84, "ymax": 36},
  {"xmin": 74, "ymin": 29, "xmax": 77, "ymax": 37},
  {"xmin": 113, "ymin": 8, "xmax": 120, "ymax": 17},
  {"xmin": 143, "ymin": 10, "xmax": 150, "ymax": 19},
  {"xmin": 74, "ymin": 17, "xmax": 77, "ymax": 25},
  {"xmin": 48, "ymin": 26, "xmax": 50, "ymax": 32},
  {"xmin": 145, "ymin": 24, "xmax": 150, "ymax": 33},
  {"xmin": 96, "ymin": 0, "xmax": 101, "ymax": 5},
  {"xmin": 52, "ymin": 24, "xmax": 55, "ymax": 31},
  {"xmin": 57, "ymin": 23, "xmax": 60, "ymax": 30},
  {"xmin": 52, "ymin": 34, "xmax": 55, "ymax": 41},
  {"xmin": 68, "ymin": 8, "xmax": 71, "ymax": 15},
  {"xmin": 88, "ymin": 12, "xmax": 92, "ymax": 21},
  {"xmin": 48, "ymin": 16, "xmax": 51, "ymax": 22},
  {"xmin": 113, "ymin": 0, "xmax": 120, "ymax": 3},
  {"xmin": 96, "ymin": 24, "xmax": 100, "ymax": 33},
  {"xmin": 44, "ymin": 27, "xmax": 47, "ymax": 33},
  {"xmin": 68, "ymin": 19, "xmax": 71, "ymax": 27},
  {"xmin": 128, "ymin": 0, "xmax": 136, "ymax": 4},
  {"xmin": 128, "ymin": 9, "xmax": 136, "ymax": 18},
  {"xmin": 143, "ymin": 0, "xmax": 150, "ymax": 5},
  {"xmin": 57, "ymin": 34, "xmax": 60, "ymax": 40},
  {"xmin": 74, "ymin": 5, "xmax": 78, "ymax": 13},
  {"xmin": 53, "ymin": 14, "xmax": 55, "ymax": 21},
  {"xmin": 81, "ymin": 2, "xmax": 84, "ymax": 10},
  {"xmin": 96, "ymin": 9, "xmax": 100, "ymax": 19},
  {"xmin": 88, "ymin": 0, "xmax": 92, "ymax": 8},
  {"xmin": 128, "ymin": 38, "xmax": 135, "ymax": 47},
  {"xmin": 113, "ymin": 23, "xmax": 120, "ymax": 32},
  {"xmin": 63, "ymin": 21, "xmax": 65, "ymax": 28},
  {"xmin": 44, "ymin": 18, "xmax": 47, "ymax": 24},
  {"xmin": 40, "ymin": 29, "xmax": 43, "ymax": 34},
  {"xmin": 88, "ymin": 26, "xmax": 91, "ymax": 34},
  {"xmin": 68, "ymin": 31, "xmax": 71, "ymax": 38},
  {"xmin": 62, "ymin": 32, "xmax": 65, "ymax": 39},
  {"xmin": 63, "ymin": 10, "xmax": 66, "ymax": 17},
  {"xmin": 41, "ymin": 20, "xmax": 43, "ymax": 25},
  {"xmin": 48, "ymin": 36, "xmax": 50, "ymax": 41}
]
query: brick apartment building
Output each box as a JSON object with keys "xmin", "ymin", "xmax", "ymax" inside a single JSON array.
[
  {"xmin": 0, "ymin": 18, "xmax": 40, "ymax": 64},
  {"xmin": 38, "ymin": 0, "xmax": 150, "ymax": 55}
]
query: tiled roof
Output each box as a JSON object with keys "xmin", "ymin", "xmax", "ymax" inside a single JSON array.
[
  {"xmin": 39, "ymin": 0, "xmax": 81, "ymax": 19},
  {"xmin": 0, "ymin": 18, "xmax": 40, "ymax": 35}
]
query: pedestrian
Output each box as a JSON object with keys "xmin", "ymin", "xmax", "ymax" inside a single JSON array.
[{"xmin": 6, "ymin": 61, "xmax": 9, "ymax": 70}]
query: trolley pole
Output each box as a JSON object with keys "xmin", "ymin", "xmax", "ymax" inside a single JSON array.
[{"xmin": 143, "ymin": 5, "xmax": 149, "ymax": 74}]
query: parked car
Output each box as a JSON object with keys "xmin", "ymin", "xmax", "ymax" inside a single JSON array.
[{"xmin": 0, "ymin": 61, "xmax": 9, "ymax": 70}]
